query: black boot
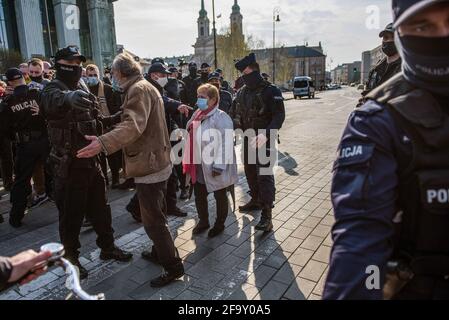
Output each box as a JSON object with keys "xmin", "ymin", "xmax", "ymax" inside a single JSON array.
[
  {"xmin": 239, "ymin": 199, "xmax": 261, "ymax": 212},
  {"xmin": 255, "ymin": 206, "xmax": 273, "ymax": 232},
  {"xmin": 193, "ymin": 221, "xmax": 210, "ymax": 235},
  {"xmin": 179, "ymin": 189, "xmax": 189, "ymax": 200},
  {"xmin": 208, "ymin": 225, "xmax": 225, "ymax": 238},
  {"xmin": 100, "ymin": 246, "xmax": 133, "ymax": 262},
  {"xmin": 150, "ymin": 264, "xmax": 185, "ymax": 288},
  {"xmin": 65, "ymin": 254, "xmax": 88, "ymax": 280},
  {"xmin": 9, "ymin": 214, "xmax": 23, "ymax": 228},
  {"xmin": 167, "ymin": 206, "xmax": 187, "ymax": 217}
]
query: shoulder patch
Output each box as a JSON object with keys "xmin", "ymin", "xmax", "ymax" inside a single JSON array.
[
  {"xmin": 335, "ymin": 142, "xmax": 375, "ymax": 168},
  {"xmin": 355, "ymin": 100, "xmax": 384, "ymax": 116}
]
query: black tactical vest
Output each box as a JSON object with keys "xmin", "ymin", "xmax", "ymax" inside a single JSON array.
[
  {"xmin": 234, "ymin": 81, "xmax": 272, "ymax": 130},
  {"xmin": 47, "ymin": 80, "xmax": 99, "ymax": 157},
  {"xmin": 366, "ymin": 74, "xmax": 449, "ymax": 276}
]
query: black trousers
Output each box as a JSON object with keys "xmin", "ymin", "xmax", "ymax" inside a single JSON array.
[
  {"xmin": 10, "ymin": 137, "xmax": 49, "ymax": 221},
  {"xmin": 243, "ymin": 138, "xmax": 276, "ymax": 207},
  {"xmin": 54, "ymin": 164, "xmax": 115, "ymax": 257},
  {"xmin": 136, "ymin": 181, "xmax": 183, "ymax": 272},
  {"xmin": 166, "ymin": 168, "xmax": 179, "ymax": 212},
  {"xmin": 194, "ymin": 183, "xmax": 229, "ymax": 228},
  {"xmin": 0, "ymin": 137, "xmax": 13, "ymax": 190},
  {"xmin": 99, "ymin": 151, "xmax": 122, "ymax": 185}
]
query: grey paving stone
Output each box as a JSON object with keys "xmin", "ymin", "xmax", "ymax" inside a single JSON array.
[
  {"xmin": 298, "ymin": 260, "xmax": 328, "ymax": 282},
  {"xmin": 284, "ymin": 277, "xmax": 316, "ymax": 300},
  {"xmin": 257, "ymin": 280, "xmax": 290, "ymax": 300},
  {"xmin": 300, "ymin": 235, "xmax": 325, "ymax": 251},
  {"xmin": 289, "ymin": 248, "xmax": 315, "ymax": 267}
]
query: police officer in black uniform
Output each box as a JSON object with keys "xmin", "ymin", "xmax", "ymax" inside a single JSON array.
[
  {"xmin": 324, "ymin": 0, "xmax": 449, "ymax": 300},
  {"xmin": 40, "ymin": 46, "xmax": 132, "ymax": 279},
  {"xmin": 182, "ymin": 62, "xmax": 200, "ymax": 108},
  {"xmin": 230, "ymin": 53, "xmax": 286, "ymax": 232},
  {"xmin": 192, "ymin": 63, "xmax": 212, "ymax": 105},
  {"xmin": 208, "ymin": 72, "xmax": 233, "ymax": 114},
  {"xmin": 0, "ymin": 68, "xmax": 49, "ymax": 228},
  {"xmin": 363, "ymin": 23, "xmax": 402, "ymax": 96}
]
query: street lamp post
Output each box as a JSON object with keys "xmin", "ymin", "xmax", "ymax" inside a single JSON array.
[
  {"xmin": 212, "ymin": 0, "xmax": 218, "ymax": 70},
  {"xmin": 272, "ymin": 7, "xmax": 280, "ymax": 84}
]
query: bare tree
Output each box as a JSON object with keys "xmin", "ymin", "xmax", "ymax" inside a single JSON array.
[{"xmin": 0, "ymin": 49, "xmax": 24, "ymax": 74}]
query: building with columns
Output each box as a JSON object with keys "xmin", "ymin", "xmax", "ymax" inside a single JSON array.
[
  {"xmin": 192, "ymin": 0, "xmax": 244, "ymax": 64},
  {"xmin": 0, "ymin": 0, "xmax": 118, "ymax": 72}
]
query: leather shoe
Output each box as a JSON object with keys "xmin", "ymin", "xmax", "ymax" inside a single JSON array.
[
  {"xmin": 193, "ymin": 222, "xmax": 210, "ymax": 235},
  {"xmin": 208, "ymin": 225, "xmax": 225, "ymax": 238},
  {"xmin": 150, "ymin": 267, "xmax": 185, "ymax": 288},
  {"xmin": 239, "ymin": 199, "xmax": 261, "ymax": 212},
  {"xmin": 100, "ymin": 247, "xmax": 133, "ymax": 262}
]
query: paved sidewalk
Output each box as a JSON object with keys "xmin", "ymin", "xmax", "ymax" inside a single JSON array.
[{"xmin": 0, "ymin": 88, "xmax": 360, "ymax": 300}]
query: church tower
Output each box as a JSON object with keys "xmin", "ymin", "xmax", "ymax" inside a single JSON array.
[
  {"xmin": 197, "ymin": 0, "xmax": 210, "ymax": 39},
  {"xmin": 230, "ymin": 0, "xmax": 243, "ymax": 37}
]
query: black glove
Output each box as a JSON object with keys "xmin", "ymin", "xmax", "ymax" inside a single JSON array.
[{"xmin": 65, "ymin": 90, "xmax": 92, "ymax": 110}]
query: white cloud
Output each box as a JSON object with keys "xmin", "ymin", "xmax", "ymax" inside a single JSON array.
[{"xmin": 114, "ymin": 0, "xmax": 391, "ymax": 69}]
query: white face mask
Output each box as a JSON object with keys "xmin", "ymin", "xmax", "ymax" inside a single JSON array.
[{"xmin": 156, "ymin": 76, "xmax": 168, "ymax": 88}]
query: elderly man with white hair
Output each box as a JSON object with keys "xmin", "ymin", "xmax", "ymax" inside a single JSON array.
[{"xmin": 78, "ymin": 53, "xmax": 188, "ymax": 287}]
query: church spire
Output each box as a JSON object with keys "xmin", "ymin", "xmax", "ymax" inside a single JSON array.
[
  {"xmin": 232, "ymin": 0, "xmax": 241, "ymax": 13},
  {"xmin": 199, "ymin": 0, "xmax": 207, "ymax": 18}
]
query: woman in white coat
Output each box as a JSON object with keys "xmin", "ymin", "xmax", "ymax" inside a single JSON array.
[{"xmin": 183, "ymin": 84, "xmax": 238, "ymax": 238}]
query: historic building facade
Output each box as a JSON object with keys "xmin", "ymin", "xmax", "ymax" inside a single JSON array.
[{"xmin": 192, "ymin": 0, "xmax": 244, "ymax": 64}]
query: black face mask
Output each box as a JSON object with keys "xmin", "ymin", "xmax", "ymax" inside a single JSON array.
[
  {"xmin": 30, "ymin": 75, "xmax": 44, "ymax": 83},
  {"xmin": 201, "ymin": 72, "xmax": 209, "ymax": 81},
  {"xmin": 13, "ymin": 85, "xmax": 28, "ymax": 98},
  {"xmin": 382, "ymin": 41, "xmax": 398, "ymax": 57},
  {"xmin": 55, "ymin": 63, "xmax": 82, "ymax": 88},
  {"xmin": 242, "ymin": 71, "xmax": 264, "ymax": 89},
  {"xmin": 397, "ymin": 34, "xmax": 449, "ymax": 97},
  {"xmin": 189, "ymin": 67, "xmax": 198, "ymax": 78}
]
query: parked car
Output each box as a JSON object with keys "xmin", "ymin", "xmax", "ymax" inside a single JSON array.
[{"xmin": 293, "ymin": 76, "xmax": 315, "ymax": 99}]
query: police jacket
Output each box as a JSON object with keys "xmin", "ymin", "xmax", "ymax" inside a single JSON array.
[
  {"xmin": 0, "ymin": 85, "xmax": 47, "ymax": 141},
  {"xmin": 324, "ymin": 73, "xmax": 449, "ymax": 300},
  {"xmin": 230, "ymin": 80, "xmax": 286, "ymax": 136},
  {"xmin": 364, "ymin": 57, "xmax": 402, "ymax": 96},
  {"xmin": 219, "ymin": 89, "xmax": 233, "ymax": 114},
  {"xmin": 146, "ymin": 77, "xmax": 181, "ymax": 134},
  {"xmin": 41, "ymin": 79, "xmax": 99, "ymax": 168},
  {"xmin": 182, "ymin": 74, "xmax": 199, "ymax": 107}
]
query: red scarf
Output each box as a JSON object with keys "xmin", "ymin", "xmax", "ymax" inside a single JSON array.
[{"xmin": 183, "ymin": 108, "xmax": 215, "ymax": 184}]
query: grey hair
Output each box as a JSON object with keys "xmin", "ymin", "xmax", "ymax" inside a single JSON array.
[{"xmin": 112, "ymin": 53, "xmax": 142, "ymax": 77}]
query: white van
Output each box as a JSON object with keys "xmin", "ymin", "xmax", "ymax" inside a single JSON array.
[{"xmin": 293, "ymin": 76, "xmax": 315, "ymax": 99}]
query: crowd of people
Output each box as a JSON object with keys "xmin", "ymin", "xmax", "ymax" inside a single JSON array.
[{"xmin": 0, "ymin": 44, "xmax": 285, "ymax": 290}]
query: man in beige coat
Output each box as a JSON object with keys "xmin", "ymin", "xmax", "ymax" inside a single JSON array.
[{"xmin": 78, "ymin": 53, "xmax": 188, "ymax": 287}]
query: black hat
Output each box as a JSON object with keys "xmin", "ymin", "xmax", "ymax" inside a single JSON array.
[
  {"xmin": 189, "ymin": 62, "xmax": 197, "ymax": 68},
  {"xmin": 148, "ymin": 62, "xmax": 171, "ymax": 75},
  {"xmin": 168, "ymin": 67, "xmax": 178, "ymax": 73},
  {"xmin": 393, "ymin": 0, "xmax": 449, "ymax": 28},
  {"xmin": 54, "ymin": 46, "xmax": 86, "ymax": 63},
  {"xmin": 215, "ymin": 68, "xmax": 223, "ymax": 74},
  {"xmin": 379, "ymin": 23, "xmax": 395, "ymax": 37},
  {"xmin": 208, "ymin": 72, "xmax": 221, "ymax": 81},
  {"xmin": 5, "ymin": 68, "xmax": 23, "ymax": 82},
  {"xmin": 235, "ymin": 53, "xmax": 256, "ymax": 72},
  {"xmin": 151, "ymin": 57, "xmax": 165, "ymax": 65},
  {"xmin": 201, "ymin": 62, "xmax": 211, "ymax": 69}
]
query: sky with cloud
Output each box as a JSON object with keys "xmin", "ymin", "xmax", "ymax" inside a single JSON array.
[{"xmin": 114, "ymin": 0, "xmax": 392, "ymax": 70}]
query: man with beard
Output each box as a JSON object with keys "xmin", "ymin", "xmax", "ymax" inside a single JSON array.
[
  {"xmin": 40, "ymin": 46, "xmax": 132, "ymax": 279},
  {"xmin": 324, "ymin": 0, "xmax": 449, "ymax": 300}
]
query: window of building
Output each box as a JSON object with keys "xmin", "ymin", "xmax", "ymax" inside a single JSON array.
[
  {"xmin": 77, "ymin": 0, "xmax": 92, "ymax": 60},
  {"xmin": 0, "ymin": 0, "xmax": 20, "ymax": 52},
  {"xmin": 39, "ymin": 0, "xmax": 58, "ymax": 58}
]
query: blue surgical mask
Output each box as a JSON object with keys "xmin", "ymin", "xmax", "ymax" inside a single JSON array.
[
  {"xmin": 197, "ymin": 98, "xmax": 209, "ymax": 111},
  {"xmin": 87, "ymin": 76, "xmax": 99, "ymax": 87},
  {"xmin": 112, "ymin": 77, "xmax": 123, "ymax": 93}
]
